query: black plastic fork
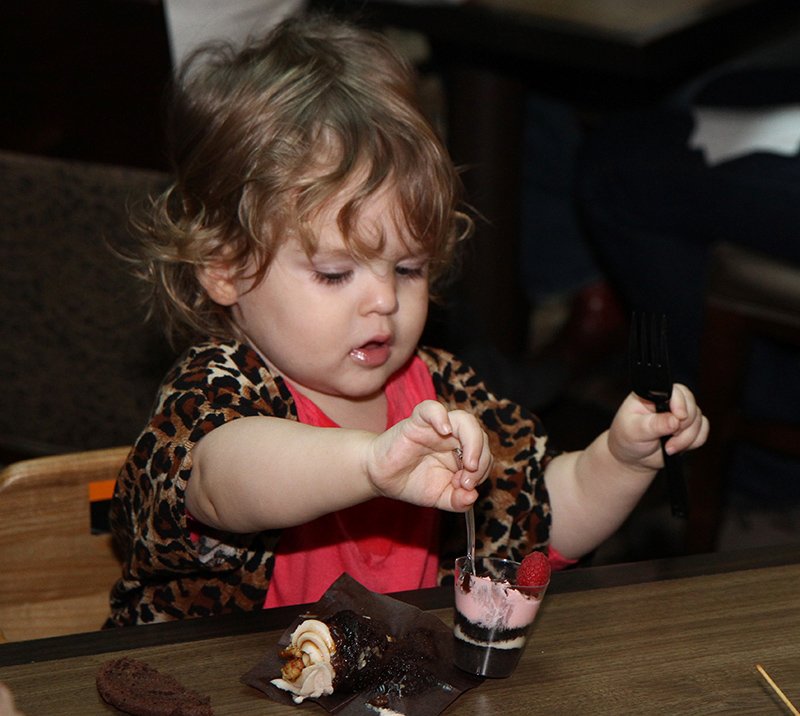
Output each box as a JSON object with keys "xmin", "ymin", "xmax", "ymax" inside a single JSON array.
[{"xmin": 629, "ymin": 312, "xmax": 689, "ymax": 518}]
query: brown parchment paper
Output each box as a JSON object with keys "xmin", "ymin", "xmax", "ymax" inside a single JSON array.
[{"xmin": 242, "ymin": 573, "xmax": 482, "ymax": 715}]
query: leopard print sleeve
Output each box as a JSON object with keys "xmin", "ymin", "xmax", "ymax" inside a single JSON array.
[
  {"xmin": 107, "ymin": 339, "xmax": 296, "ymax": 626},
  {"xmin": 418, "ymin": 346, "xmax": 560, "ymax": 583}
]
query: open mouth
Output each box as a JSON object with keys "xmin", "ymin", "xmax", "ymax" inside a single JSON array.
[{"xmin": 350, "ymin": 339, "xmax": 390, "ymax": 367}]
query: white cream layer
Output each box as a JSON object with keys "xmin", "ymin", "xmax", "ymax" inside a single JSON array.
[{"xmin": 453, "ymin": 623, "xmax": 527, "ymax": 650}]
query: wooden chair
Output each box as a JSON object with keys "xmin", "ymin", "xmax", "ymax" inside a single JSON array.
[
  {"xmin": 0, "ymin": 446, "xmax": 129, "ymax": 641},
  {"xmin": 687, "ymin": 242, "xmax": 800, "ymax": 553}
]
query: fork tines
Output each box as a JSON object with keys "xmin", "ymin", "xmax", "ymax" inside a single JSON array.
[
  {"xmin": 629, "ymin": 311, "xmax": 689, "ymax": 519},
  {"xmin": 630, "ymin": 312, "xmax": 672, "ymax": 408}
]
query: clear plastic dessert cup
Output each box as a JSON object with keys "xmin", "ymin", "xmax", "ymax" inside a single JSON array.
[{"xmin": 452, "ymin": 556, "xmax": 549, "ymax": 678}]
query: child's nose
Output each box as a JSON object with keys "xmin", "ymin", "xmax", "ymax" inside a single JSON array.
[{"xmin": 361, "ymin": 273, "xmax": 398, "ymax": 314}]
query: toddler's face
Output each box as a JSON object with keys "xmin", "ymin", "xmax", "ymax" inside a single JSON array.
[{"xmin": 231, "ymin": 184, "xmax": 430, "ymax": 411}]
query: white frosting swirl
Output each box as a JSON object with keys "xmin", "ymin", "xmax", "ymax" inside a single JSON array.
[{"xmin": 271, "ymin": 619, "xmax": 336, "ymax": 703}]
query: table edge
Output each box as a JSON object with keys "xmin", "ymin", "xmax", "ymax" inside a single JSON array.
[{"xmin": 2, "ymin": 542, "xmax": 799, "ymax": 668}]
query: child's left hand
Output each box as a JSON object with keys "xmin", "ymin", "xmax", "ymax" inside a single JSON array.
[{"xmin": 607, "ymin": 384, "xmax": 709, "ymax": 471}]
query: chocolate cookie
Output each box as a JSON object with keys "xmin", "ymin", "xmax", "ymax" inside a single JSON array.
[{"xmin": 96, "ymin": 657, "xmax": 213, "ymax": 716}]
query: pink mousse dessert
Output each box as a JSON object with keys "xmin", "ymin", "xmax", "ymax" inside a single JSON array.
[{"xmin": 453, "ymin": 556, "xmax": 548, "ymax": 677}]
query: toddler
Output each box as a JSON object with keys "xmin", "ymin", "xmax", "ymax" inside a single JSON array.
[{"xmin": 107, "ymin": 14, "xmax": 708, "ymax": 626}]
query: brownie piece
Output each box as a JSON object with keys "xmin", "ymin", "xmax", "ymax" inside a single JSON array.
[
  {"xmin": 96, "ymin": 657, "xmax": 213, "ymax": 716},
  {"xmin": 325, "ymin": 610, "xmax": 391, "ymax": 691}
]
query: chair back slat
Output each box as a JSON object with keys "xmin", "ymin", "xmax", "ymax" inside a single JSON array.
[{"xmin": 0, "ymin": 446, "xmax": 129, "ymax": 641}]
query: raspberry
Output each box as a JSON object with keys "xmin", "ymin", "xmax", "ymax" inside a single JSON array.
[{"xmin": 517, "ymin": 550, "xmax": 551, "ymax": 587}]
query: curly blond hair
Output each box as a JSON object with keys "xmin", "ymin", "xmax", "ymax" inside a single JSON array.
[{"xmin": 132, "ymin": 13, "xmax": 472, "ymax": 346}]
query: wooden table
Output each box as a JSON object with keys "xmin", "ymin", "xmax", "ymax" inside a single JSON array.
[
  {"xmin": 2, "ymin": 544, "xmax": 799, "ymax": 714},
  {"xmin": 315, "ymin": 0, "xmax": 800, "ymax": 355}
]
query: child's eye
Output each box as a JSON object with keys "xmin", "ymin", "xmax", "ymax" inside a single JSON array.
[
  {"xmin": 313, "ymin": 270, "xmax": 353, "ymax": 286},
  {"xmin": 396, "ymin": 264, "xmax": 427, "ymax": 279}
]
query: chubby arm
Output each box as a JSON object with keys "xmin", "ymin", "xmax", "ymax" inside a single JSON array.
[
  {"xmin": 186, "ymin": 400, "xmax": 492, "ymax": 533},
  {"xmin": 544, "ymin": 384, "xmax": 709, "ymax": 559}
]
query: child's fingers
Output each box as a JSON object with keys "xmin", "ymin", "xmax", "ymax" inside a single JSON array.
[
  {"xmin": 664, "ymin": 384, "xmax": 708, "ymax": 447},
  {"xmin": 411, "ymin": 400, "xmax": 453, "ymax": 435},
  {"xmin": 447, "ymin": 410, "xmax": 487, "ymax": 469},
  {"xmin": 409, "ymin": 402, "xmax": 475, "ymax": 466},
  {"xmin": 449, "ymin": 484, "xmax": 479, "ymax": 512},
  {"xmin": 665, "ymin": 412, "xmax": 710, "ymax": 454},
  {"xmin": 451, "ymin": 429, "xmax": 492, "ymax": 490},
  {"xmin": 406, "ymin": 401, "xmax": 493, "ymax": 494},
  {"xmin": 668, "ymin": 383, "xmax": 696, "ymax": 420},
  {"xmin": 649, "ymin": 411, "xmax": 680, "ymax": 440},
  {"xmin": 417, "ymin": 405, "xmax": 492, "ymax": 490}
]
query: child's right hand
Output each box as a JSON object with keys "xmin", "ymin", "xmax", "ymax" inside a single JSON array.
[{"xmin": 366, "ymin": 400, "xmax": 493, "ymax": 512}]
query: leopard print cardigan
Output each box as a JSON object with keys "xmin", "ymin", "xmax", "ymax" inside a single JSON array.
[{"xmin": 106, "ymin": 340, "xmax": 558, "ymax": 626}]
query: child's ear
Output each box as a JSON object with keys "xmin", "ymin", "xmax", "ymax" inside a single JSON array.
[{"xmin": 197, "ymin": 262, "xmax": 240, "ymax": 306}]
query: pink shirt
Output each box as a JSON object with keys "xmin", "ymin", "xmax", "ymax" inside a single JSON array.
[{"xmin": 264, "ymin": 356, "xmax": 440, "ymax": 608}]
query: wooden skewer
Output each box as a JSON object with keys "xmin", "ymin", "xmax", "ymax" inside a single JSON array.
[{"xmin": 756, "ymin": 664, "xmax": 800, "ymax": 716}]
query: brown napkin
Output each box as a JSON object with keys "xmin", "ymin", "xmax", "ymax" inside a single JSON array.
[{"xmin": 242, "ymin": 573, "xmax": 482, "ymax": 714}]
